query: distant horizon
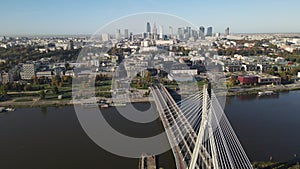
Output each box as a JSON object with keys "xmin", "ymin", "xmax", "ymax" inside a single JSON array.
[
  {"xmin": 2, "ymin": 32, "xmax": 300, "ymax": 38},
  {"xmin": 1, "ymin": 0, "xmax": 300, "ymax": 35}
]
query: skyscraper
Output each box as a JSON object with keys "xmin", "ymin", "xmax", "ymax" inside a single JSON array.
[
  {"xmin": 116, "ymin": 29, "xmax": 121, "ymax": 40},
  {"xmin": 206, "ymin": 27, "xmax": 213, "ymax": 36},
  {"xmin": 159, "ymin": 25, "xmax": 163, "ymax": 40},
  {"xmin": 129, "ymin": 32, "xmax": 133, "ymax": 41},
  {"xmin": 185, "ymin": 26, "xmax": 192, "ymax": 39},
  {"xmin": 199, "ymin": 26, "xmax": 205, "ymax": 39},
  {"xmin": 177, "ymin": 28, "xmax": 184, "ymax": 40},
  {"xmin": 169, "ymin": 26, "xmax": 173, "ymax": 37},
  {"xmin": 146, "ymin": 22, "xmax": 151, "ymax": 33},
  {"xmin": 153, "ymin": 23, "xmax": 158, "ymax": 40},
  {"xmin": 225, "ymin": 27, "xmax": 230, "ymax": 36},
  {"xmin": 124, "ymin": 29, "xmax": 129, "ymax": 39}
]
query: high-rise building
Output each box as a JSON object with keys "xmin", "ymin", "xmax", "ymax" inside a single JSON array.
[
  {"xmin": 185, "ymin": 26, "xmax": 192, "ymax": 39},
  {"xmin": 116, "ymin": 29, "xmax": 121, "ymax": 40},
  {"xmin": 146, "ymin": 22, "xmax": 151, "ymax": 33},
  {"xmin": 124, "ymin": 29, "xmax": 129, "ymax": 39},
  {"xmin": 153, "ymin": 23, "xmax": 158, "ymax": 40},
  {"xmin": 177, "ymin": 28, "xmax": 184, "ymax": 40},
  {"xmin": 169, "ymin": 26, "xmax": 173, "ymax": 37},
  {"xmin": 129, "ymin": 32, "xmax": 133, "ymax": 41},
  {"xmin": 192, "ymin": 30, "xmax": 198, "ymax": 39},
  {"xmin": 101, "ymin": 33, "xmax": 110, "ymax": 41},
  {"xmin": 225, "ymin": 27, "xmax": 230, "ymax": 36},
  {"xmin": 159, "ymin": 25, "xmax": 163, "ymax": 40},
  {"xmin": 199, "ymin": 26, "xmax": 205, "ymax": 39},
  {"xmin": 67, "ymin": 40, "xmax": 74, "ymax": 50},
  {"xmin": 206, "ymin": 27, "xmax": 213, "ymax": 36}
]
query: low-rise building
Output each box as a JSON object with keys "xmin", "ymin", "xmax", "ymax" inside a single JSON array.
[
  {"xmin": 237, "ymin": 75, "xmax": 258, "ymax": 85},
  {"xmin": 65, "ymin": 70, "xmax": 75, "ymax": 77},
  {"xmin": 257, "ymin": 63, "xmax": 272, "ymax": 73},
  {"xmin": 241, "ymin": 64, "xmax": 257, "ymax": 71},
  {"xmin": 168, "ymin": 73, "xmax": 194, "ymax": 82},
  {"xmin": 170, "ymin": 69, "xmax": 198, "ymax": 75},
  {"xmin": 258, "ymin": 75, "xmax": 281, "ymax": 85},
  {"xmin": 36, "ymin": 71, "xmax": 53, "ymax": 79},
  {"xmin": 224, "ymin": 64, "xmax": 242, "ymax": 72},
  {"xmin": 0, "ymin": 71, "xmax": 10, "ymax": 84}
]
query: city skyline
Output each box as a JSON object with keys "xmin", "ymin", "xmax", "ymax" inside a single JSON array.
[
  {"xmin": 1, "ymin": 0, "xmax": 300, "ymax": 35},
  {"xmin": 1, "ymin": 3, "xmax": 300, "ymax": 166}
]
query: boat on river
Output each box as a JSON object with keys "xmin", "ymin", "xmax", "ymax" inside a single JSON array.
[
  {"xmin": 0, "ymin": 107, "xmax": 16, "ymax": 112},
  {"xmin": 258, "ymin": 91, "xmax": 276, "ymax": 96}
]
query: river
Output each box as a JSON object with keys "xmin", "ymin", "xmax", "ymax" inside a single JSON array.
[
  {"xmin": 225, "ymin": 90, "xmax": 300, "ymax": 162},
  {"xmin": 0, "ymin": 90, "xmax": 299, "ymax": 168}
]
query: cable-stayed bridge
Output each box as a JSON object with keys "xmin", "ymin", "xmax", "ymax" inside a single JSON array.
[{"xmin": 150, "ymin": 84, "xmax": 253, "ymax": 169}]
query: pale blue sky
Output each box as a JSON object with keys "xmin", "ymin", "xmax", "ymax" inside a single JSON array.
[{"xmin": 0, "ymin": 0, "xmax": 300, "ymax": 35}]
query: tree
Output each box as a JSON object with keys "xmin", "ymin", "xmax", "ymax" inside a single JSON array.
[
  {"xmin": 23, "ymin": 85, "xmax": 32, "ymax": 91},
  {"xmin": 144, "ymin": 71, "xmax": 150, "ymax": 82},
  {"xmin": 0, "ymin": 85, "xmax": 7, "ymax": 97},
  {"xmin": 266, "ymin": 68, "xmax": 276, "ymax": 76},
  {"xmin": 39, "ymin": 90, "xmax": 46, "ymax": 99},
  {"xmin": 227, "ymin": 77, "xmax": 237, "ymax": 87},
  {"xmin": 32, "ymin": 75, "xmax": 39, "ymax": 85},
  {"xmin": 52, "ymin": 86, "xmax": 59, "ymax": 94},
  {"xmin": 51, "ymin": 76, "xmax": 61, "ymax": 87},
  {"xmin": 290, "ymin": 68, "xmax": 299, "ymax": 76},
  {"xmin": 136, "ymin": 80, "xmax": 141, "ymax": 88},
  {"xmin": 65, "ymin": 62, "xmax": 71, "ymax": 70}
]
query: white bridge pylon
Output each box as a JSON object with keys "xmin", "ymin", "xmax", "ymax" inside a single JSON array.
[{"xmin": 150, "ymin": 84, "xmax": 253, "ymax": 169}]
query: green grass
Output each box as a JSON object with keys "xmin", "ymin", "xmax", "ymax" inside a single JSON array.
[
  {"xmin": 14, "ymin": 98, "xmax": 33, "ymax": 102},
  {"xmin": 95, "ymin": 85, "xmax": 111, "ymax": 91},
  {"xmin": 95, "ymin": 92, "xmax": 112, "ymax": 98},
  {"xmin": 197, "ymin": 80, "xmax": 207, "ymax": 87},
  {"xmin": 130, "ymin": 83, "xmax": 137, "ymax": 88},
  {"xmin": 9, "ymin": 93, "xmax": 39, "ymax": 97},
  {"xmin": 130, "ymin": 83, "xmax": 149, "ymax": 89},
  {"xmin": 165, "ymin": 84, "xmax": 178, "ymax": 90}
]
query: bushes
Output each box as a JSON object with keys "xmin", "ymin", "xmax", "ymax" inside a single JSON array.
[
  {"xmin": 95, "ymin": 92, "xmax": 112, "ymax": 98},
  {"xmin": 14, "ymin": 98, "xmax": 33, "ymax": 102}
]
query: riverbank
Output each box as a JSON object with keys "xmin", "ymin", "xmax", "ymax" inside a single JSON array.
[
  {"xmin": 1, "ymin": 82, "xmax": 300, "ymax": 108},
  {"xmin": 253, "ymin": 161, "xmax": 300, "ymax": 169},
  {"xmin": 0, "ymin": 97, "xmax": 154, "ymax": 108},
  {"xmin": 227, "ymin": 81, "xmax": 300, "ymax": 96}
]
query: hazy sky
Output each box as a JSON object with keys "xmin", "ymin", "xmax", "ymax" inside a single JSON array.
[{"xmin": 1, "ymin": 0, "xmax": 300, "ymax": 35}]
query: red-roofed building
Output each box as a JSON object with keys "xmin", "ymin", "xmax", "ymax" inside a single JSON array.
[{"xmin": 237, "ymin": 75, "xmax": 258, "ymax": 85}]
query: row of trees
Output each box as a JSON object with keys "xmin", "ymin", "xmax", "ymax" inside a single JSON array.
[
  {"xmin": 217, "ymin": 46, "xmax": 273, "ymax": 57},
  {"xmin": 0, "ymin": 46, "xmax": 80, "ymax": 71},
  {"xmin": 216, "ymin": 40, "xmax": 300, "ymax": 64},
  {"xmin": 0, "ymin": 74, "xmax": 74, "ymax": 99},
  {"xmin": 266, "ymin": 67, "xmax": 300, "ymax": 76},
  {"xmin": 30, "ymin": 75, "xmax": 72, "ymax": 87}
]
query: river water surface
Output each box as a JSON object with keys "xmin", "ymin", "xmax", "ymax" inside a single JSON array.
[{"xmin": 0, "ymin": 90, "xmax": 299, "ymax": 168}]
